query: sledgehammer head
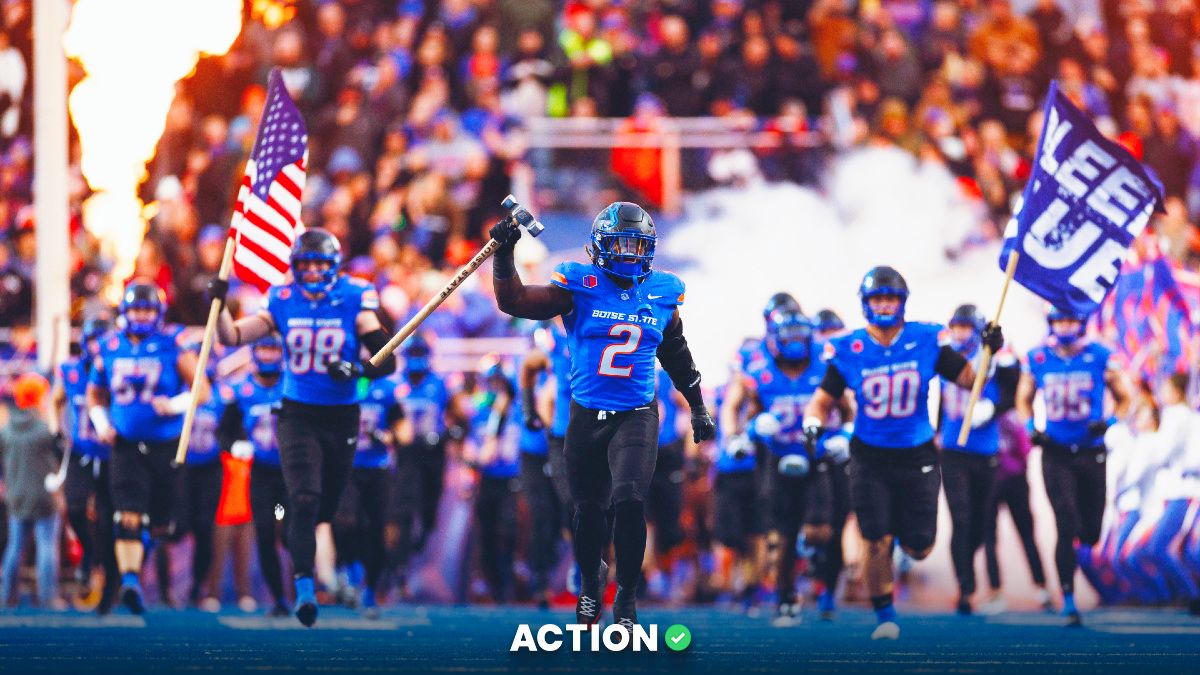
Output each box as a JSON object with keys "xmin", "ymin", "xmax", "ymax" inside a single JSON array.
[{"xmin": 501, "ymin": 194, "xmax": 544, "ymax": 237}]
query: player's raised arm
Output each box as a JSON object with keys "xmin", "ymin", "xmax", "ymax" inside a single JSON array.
[
  {"xmin": 489, "ymin": 218, "xmax": 573, "ymax": 320},
  {"xmin": 207, "ymin": 276, "xmax": 275, "ymax": 347},
  {"xmin": 656, "ymin": 310, "xmax": 716, "ymax": 443}
]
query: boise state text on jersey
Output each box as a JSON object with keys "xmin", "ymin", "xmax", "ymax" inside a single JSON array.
[
  {"xmin": 60, "ymin": 358, "xmax": 109, "ymax": 460},
  {"xmin": 746, "ymin": 356, "xmax": 827, "ymax": 457},
  {"xmin": 221, "ymin": 375, "xmax": 284, "ymax": 466},
  {"xmin": 1025, "ymin": 340, "xmax": 1113, "ymax": 446},
  {"xmin": 825, "ymin": 322, "xmax": 944, "ymax": 449},
  {"xmin": 264, "ymin": 276, "xmax": 379, "ymax": 406},
  {"xmin": 89, "ymin": 325, "xmax": 189, "ymax": 443},
  {"xmin": 357, "ymin": 377, "xmax": 402, "ymax": 469},
  {"xmin": 939, "ymin": 345, "xmax": 1002, "ymax": 455},
  {"xmin": 551, "ymin": 261, "xmax": 684, "ymax": 411}
]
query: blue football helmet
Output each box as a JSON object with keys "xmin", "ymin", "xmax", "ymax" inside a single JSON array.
[
  {"xmin": 403, "ymin": 335, "xmax": 433, "ymax": 376},
  {"xmin": 859, "ymin": 266, "xmax": 909, "ymax": 328},
  {"xmin": 586, "ymin": 201, "xmax": 655, "ymax": 281},
  {"xmin": 118, "ymin": 281, "xmax": 166, "ymax": 337},
  {"xmin": 1047, "ymin": 306, "xmax": 1087, "ymax": 347},
  {"xmin": 252, "ymin": 333, "xmax": 284, "ymax": 377},
  {"xmin": 766, "ymin": 310, "xmax": 815, "ymax": 363},
  {"xmin": 947, "ymin": 303, "xmax": 986, "ymax": 353},
  {"xmin": 763, "ymin": 292, "xmax": 801, "ymax": 321},
  {"xmin": 80, "ymin": 316, "xmax": 112, "ymax": 358},
  {"xmin": 291, "ymin": 229, "xmax": 342, "ymax": 295},
  {"xmin": 814, "ymin": 308, "xmax": 844, "ymax": 336}
]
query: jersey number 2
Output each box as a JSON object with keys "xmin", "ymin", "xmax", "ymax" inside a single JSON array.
[{"xmin": 598, "ymin": 324, "xmax": 642, "ymax": 378}]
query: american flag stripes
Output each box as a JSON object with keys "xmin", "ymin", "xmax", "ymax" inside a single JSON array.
[{"xmin": 229, "ymin": 68, "xmax": 308, "ymax": 292}]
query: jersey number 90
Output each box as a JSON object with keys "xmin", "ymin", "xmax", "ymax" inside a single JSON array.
[
  {"xmin": 861, "ymin": 370, "xmax": 920, "ymax": 419},
  {"xmin": 287, "ymin": 327, "xmax": 346, "ymax": 375}
]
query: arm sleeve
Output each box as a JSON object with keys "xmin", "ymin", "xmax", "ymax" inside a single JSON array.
[
  {"xmin": 655, "ymin": 312, "xmax": 705, "ymax": 409},
  {"xmin": 358, "ymin": 327, "xmax": 397, "ymax": 379},
  {"xmin": 993, "ymin": 362, "xmax": 1020, "ymax": 415},
  {"xmin": 493, "ymin": 251, "xmax": 574, "ymax": 320},
  {"xmin": 385, "ymin": 401, "xmax": 405, "ymax": 427},
  {"xmin": 935, "ymin": 345, "xmax": 970, "ymax": 382},
  {"xmin": 818, "ymin": 362, "xmax": 848, "ymax": 399}
]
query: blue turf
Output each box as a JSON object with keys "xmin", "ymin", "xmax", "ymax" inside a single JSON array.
[{"xmin": 0, "ymin": 606, "xmax": 1196, "ymax": 673}]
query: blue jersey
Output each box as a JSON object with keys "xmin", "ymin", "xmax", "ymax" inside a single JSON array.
[
  {"xmin": 90, "ymin": 325, "xmax": 189, "ymax": 443},
  {"xmin": 713, "ymin": 384, "xmax": 755, "ymax": 474},
  {"xmin": 657, "ymin": 368, "xmax": 683, "ymax": 447},
  {"xmin": 357, "ymin": 377, "xmax": 401, "ymax": 469},
  {"xmin": 186, "ymin": 396, "xmax": 224, "ymax": 465},
  {"xmin": 825, "ymin": 322, "xmax": 945, "ymax": 449},
  {"xmin": 518, "ymin": 373, "xmax": 549, "ymax": 456},
  {"xmin": 551, "ymin": 262, "xmax": 685, "ymax": 410},
  {"xmin": 60, "ymin": 358, "xmax": 109, "ymax": 460},
  {"xmin": 221, "ymin": 375, "xmax": 283, "ymax": 466},
  {"xmin": 397, "ymin": 371, "xmax": 449, "ymax": 442},
  {"xmin": 546, "ymin": 326, "xmax": 572, "ymax": 437},
  {"xmin": 939, "ymin": 346, "xmax": 1002, "ymax": 455},
  {"xmin": 746, "ymin": 356, "xmax": 826, "ymax": 457},
  {"xmin": 1025, "ymin": 340, "xmax": 1113, "ymax": 446},
  {"xmin": 265, "ymin": 276, "xmax": 379, "ymax": 406},
  {"xmin": 470, "ymin": 391, "xmax": 519, "ymax": 479}
]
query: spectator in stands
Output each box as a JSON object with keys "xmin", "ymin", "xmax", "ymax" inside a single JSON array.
[
  {"xmin": 0, "ymin": 373, "xmax": 65, "ymax": 610},
  {"xmin": 0, "ymin": 26, "xmax": 24, "ymax": 146},
  {"xmin": 0, "ymin": 237, "xmax": 30, "ymax": 327}
]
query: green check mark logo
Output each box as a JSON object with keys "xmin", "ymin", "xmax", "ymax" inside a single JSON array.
[{"xmin": 664, "ymin": 624, "xmax": 691, "ymax": 651}]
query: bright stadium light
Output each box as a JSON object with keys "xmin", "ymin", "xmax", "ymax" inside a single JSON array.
[{"xmin": 62, "ymin": 0, "xmax": 242, "ymax": 301}]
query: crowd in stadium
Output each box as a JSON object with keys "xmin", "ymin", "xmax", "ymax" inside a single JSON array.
[{"xmin": 0, "ymin": 0, "xmax": 1199, "ymax": 621}]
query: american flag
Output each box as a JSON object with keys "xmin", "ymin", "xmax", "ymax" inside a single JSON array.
[{"xmin": 230, "ymin": 68, "xmax": 308, "ymax": 292}]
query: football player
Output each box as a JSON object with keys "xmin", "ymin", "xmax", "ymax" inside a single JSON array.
[{"xmin": 489, "ymin": 202, "xmax": 716, "ymax": 632}]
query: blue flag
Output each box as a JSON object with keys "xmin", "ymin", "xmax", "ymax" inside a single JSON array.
[{"xmin": 1000, "ymin": 81, "xmax": 1164, "ymax": 316}]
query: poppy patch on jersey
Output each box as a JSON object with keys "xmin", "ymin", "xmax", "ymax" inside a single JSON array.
[
  {"xmin": 68, "ymin": 370, "xmax": 79, "ymax": 384},
  {"xmin": 583, "ymin": 275, "xmax": 598, "ymax": 288},
  {"xmin": 551, "ymin": 271, "xmax": 567, "ymax": 285},
  {"xmin": 822, "ymin": 342, "xmax": 836, "ymax": 359},
  {"xmin": 279, "ymin": 288, "xmax": 292, "ymax": 300},
  {"xmin": 851, "ymin": 339, "xmax": 864, "ymax": 353},
  {"xmin": 1034, "ymin": 351, "xmax": 1046, "ymax": 364},
  {"xmin": 107, "ymin": 337, "xmax": 119, "ymax": 350},
  {"xmin": 759, "ymin": 371, "xmax": 773, "ymax": 385},
  {"xmin": 241, "ymin": 383, "xmax": 254, "ymax": 397}
]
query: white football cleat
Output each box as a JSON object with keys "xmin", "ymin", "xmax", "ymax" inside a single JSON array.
[{"xmin": 871, "ymin": 621, "xmax": 900, "ymax": 640}]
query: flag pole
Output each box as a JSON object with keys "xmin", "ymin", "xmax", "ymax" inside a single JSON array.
[
  {"xmin": 175, "ymin": 238, "xmax": 236, "ymax": 465},
  {"xmin": 957, "ymin": 250, "xmax": 1019, "ymax": 447}
]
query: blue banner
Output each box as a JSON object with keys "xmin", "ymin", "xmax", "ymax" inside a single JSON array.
[{"xmin": 1000, "ymin": 81, "xmax": 1164, "ymax": 316}]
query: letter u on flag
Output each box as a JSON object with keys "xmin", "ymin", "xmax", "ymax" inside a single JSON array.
[
  {"xmin": 999, "ymin": 81, "xmax": 1165, "ymax": 316},
  {"xmin": 229, "ymin": 67, "xmax": 308, "ymax": 292}
]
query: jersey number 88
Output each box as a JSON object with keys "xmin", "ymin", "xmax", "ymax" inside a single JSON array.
[{"xmin": 287, "ymin": 327, "xmax": 346, "ymax": 375}]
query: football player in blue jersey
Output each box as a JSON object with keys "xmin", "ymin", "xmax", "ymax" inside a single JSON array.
[
  {"xmin": 334, "ymin": 368, "xmax": 405, "ymax": 618},
  {"xmin": 86, "ymin": 281, "xmax": 207, "ymax": 615},
  {"xmin": 210, "ymin": 229, "xmax": 397, "ymax": 626},
  {"xmin": 710, "ymin": 364, "xmax": 768, "ymax": 611},
  {"xmin": 54, "ymin": 317, "xmax": 117, "ymax": 612},
  {"xmin": 1016, "ymin": 306, "xmax": 1130, "ymax": 626},
  {"xmin": 803, "ymin": 266, "xmax": 1003, "ymax": 640},
  {"xmin": 490, "ymin": 201, "xmax": 716, "ymax": 632},
  {"xmin": 219, "ymin": 334, "xmax": 289, "ymax": 616},
  {"xmin": 520, "ymin": 322, "xmax": 573, "ymax": 537},
  {"xmin": 813, "ymin": 309, "xmax": 846, "ymax": 341},
  {"xmin": 643, "ymin": 367, "xmax": 690, "ymax": 601},
  {"xmin": 514, "ymin": 331, "xmax": 564, "ymax": 609},
  {"xmin": 161, "ymin": 346, "xmax": 226, "ymax": 610},
  {"xmin": 723, "ymin": 310, "xmax": 855, "ymax": 626},
  {"xmin": 937, "ymin": 304, "xmax": 1020, "ymax": 616},
  {"xmin": 469, "ymin": 357, "xmax": 522, "ymax": 602},
  {"xmin": 390, "ymin": 336, "xmax": 457, "ymax": 587}
]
